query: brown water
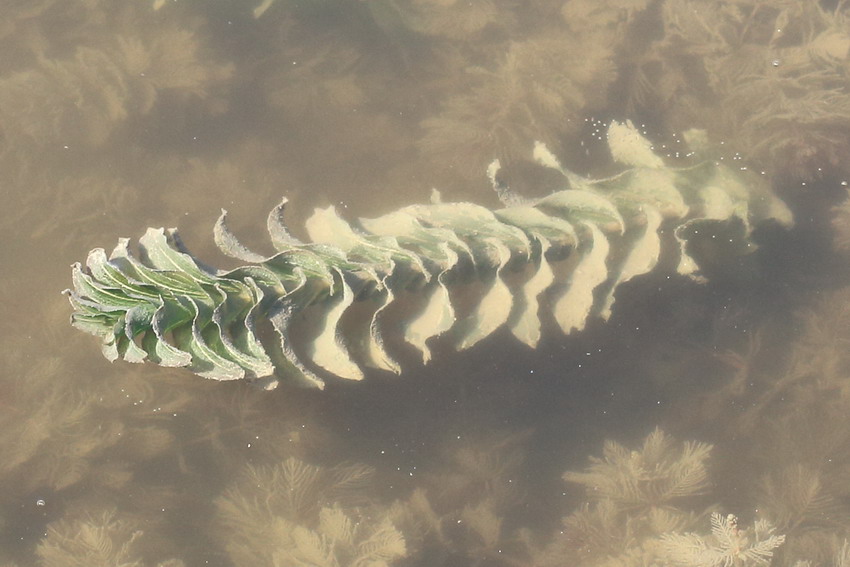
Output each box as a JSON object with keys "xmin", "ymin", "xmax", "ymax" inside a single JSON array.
[{"xmin": 3, "ymin": 1, "xmax": 850, "ymax": 565}]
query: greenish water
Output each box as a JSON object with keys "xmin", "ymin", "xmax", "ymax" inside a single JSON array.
[{"xmin": 2, "ymin": 1, "xmax": 850, "ymax": 565}]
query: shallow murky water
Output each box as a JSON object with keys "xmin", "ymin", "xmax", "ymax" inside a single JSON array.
[{"xmin": 3, "ymin": 1, "xmax": 850, "ymax": 565}]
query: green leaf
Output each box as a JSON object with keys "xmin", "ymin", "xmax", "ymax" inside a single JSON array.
[{"xmin": 67, "ymin": 125, "xmax": 790, "ymax": 385}]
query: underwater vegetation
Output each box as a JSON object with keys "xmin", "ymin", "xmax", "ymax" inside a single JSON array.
[
  {"xmin": 18, "ymin": 289, "xmax": 850, "ymax": 565},
  {"xmin": 660, "ymin": 512, "xmax": 786, "ymax": 567},
  {"xmin": 627, "ymin": 0, "xmax": 850, "ymax": 181},
  {"xmin": 7, "ymin": 0, "xmax": 850, "ymax": 565},
  {"xmin": 215, "ymin": 457, "xmax": 406, "ymax": 567},
  {"xmin": 35, "ymin": 509, "xmax": 185, "ymax": 567},
  {"xmin": 406, "ymin": 0, "xmax": 649, "ymax": 180},
  {"xmin": 527, "ymin": 428, "xmax": 789, "ymax": 567},
  {"xmin": 0, "ymin": 14, "xmax": 232, "ymax": 154},
  {"xmin": 65, "ymin": 121, "xmax": 791, "ymax": 388}
]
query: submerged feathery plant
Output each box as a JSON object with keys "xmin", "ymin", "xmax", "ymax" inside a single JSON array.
[{"xmin": 65, "ymin": 121, "xmax": 792, "ymax": 389}]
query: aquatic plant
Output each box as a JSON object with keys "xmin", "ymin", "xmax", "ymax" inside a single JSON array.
[
  {"xmin": 417, "ymin": 33, "xmax": 618, "ymax": 175},
  {"xmin": 36, "ymin": 509, "xmax": 185, "ymax": 567},
  {"xmin": 629, "ymin": 0, "xmax": 850, "ymax": 180},
  {"xmin": 0, "ymin": 24, "xmax": 231, "ymax": 152},
  {"xmin": 704, "ymin": 288, "xmax": 850, "ymax": 565},
  {"xmin": 65, "ymin": 121, "xmax": 791, "ymax": 388},
  {"xmin": 563, "ymin": 427, "xmax": 713, "ymax": 514},
  {"xmin": 386, "ymin": 430, "xmax": 535, "ymax": 566},
  {"xmin": 660, "ymin": 512, "xmax": 786, "ymax": 567},
  {"xmin": 215, "ymin": 456, "xmax": 406, "ymax": 567},
  {"xmin": 530, "ymin": 428, "xmax": 713, "ymax": 566}
]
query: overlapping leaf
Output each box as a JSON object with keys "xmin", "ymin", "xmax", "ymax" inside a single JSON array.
[{"xmin": 66, "ymin": 121, "xmax": 792, "ymax": 388}]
